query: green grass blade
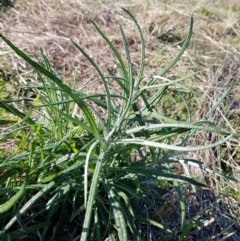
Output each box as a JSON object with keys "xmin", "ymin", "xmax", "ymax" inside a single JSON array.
[
  {"xmin": 114, "ymin": 189, "xmax": 141, "ymax": 240},
  {"xmin": 119, "ymin": 25, "xmax": 133, "ymax": 88},
  {"xmin": 122, "ymin": 8, "xmax": 145, "ymax": 87},
  {"xmin": 90, "ymin": 21, "xmax": 128, "ymax": 80},
  {"xmin": 93, "ymin": 208, "xmax": 101, "ymax": 241},
  {"xmin": 0, "ymin": 222, "xmax": 50, "ymax": 240},
  {"xmin": 150, "ymin": 16, "xmax": 193, "ymax": 85},
  {"xmin": 117, "ymin": 167, "xmax": 207, "ymax": 187},
  {"xmin": 106, "ymin": 70, "xmax": 130, "ymax": 96},
  {"xmin": 105, "ymin": 181, "xmax": 128, "ymax": 241},
  {"xmin": 71, "ymin": 40, "xmax": 112, "ymax": 133},
  {"xmin": 118, "ymin": 24, "xmax": 134, "ymax": 118},
  {"xmin": 0, "ymin": 183, "xmax": 26, "ymax": 214},
  {"xmin": 139, "ymin": 72, "xmax": 196, "ymax": 91},
  {"xmin": 125, "ymin": 123, "xmax": 230, "ymax": 136},
  {"xmin": 84, "ymin": 138, "xmax": 103, "ymax": 208},
  {"xmin": 116, "ymin": 134, "xmax": 232, "ymax": 151},
  {"xmin": 173, "ymin": 182, "xmax": 185, "ymax": 231},
  {"xmin": 0, "ymin": 181, "xmax": 56, "ymax": 234},
  {"xmin": 203, "ymin": 82, "xmax": 233, "ymax": 120},
  {"xmin": 135, "ymin": 214, "xmax": 172, "ymax": 233},
  {"xmin": 80, "ymin": 144, "xmax": 106, "ymax": 241},
  {"xmin": 90, "ymin": 20, "xmax": 132, "ymax": 122},
  {"xmin": 41, "ymin": 98, "xmax": 94, "ymax": 133},
  {"xmin": 0, "ymin": 100, "xmax": 35, "ymax": 125},
  {"xmin": 0, "ymin": 34, "xmax": 99, "ymax": 138}
]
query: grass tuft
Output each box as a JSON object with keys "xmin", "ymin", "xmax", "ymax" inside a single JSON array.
[{"xmin": 0, "ymin": 7, "xmax": 239, "ymax": 241}]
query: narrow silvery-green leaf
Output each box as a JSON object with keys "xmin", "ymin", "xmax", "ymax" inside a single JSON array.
[
  {"xmin": 142, "ymin": 16, "xmax": 193, "ymax": 113},
  {"xmin": 80, "ymin": 146, "xmax": 106, "ymax": 241},
  {"xmin": 105, "ymin": 181, "xmax": 127, "ymax": 241},
  {"xmin": 71, "ymin": 40, "xmax": 112, "ymax": 134},
  {"xmin": 125, "ymin": 123, "xmax": 230, "ymax": 136},
  {"xmin": 90, "ymin": 21, "xmax": 128, "ymax": 80},
  {"xmin": 149, "ymin": 16, "xmax": 193, "ymax": 85},
  {"xmin": 122, "ymin": 8, "xmax": 145, "ymax": 88},
  {"xmin": 84, "ymin": 138, "xmax": 103, "ymax": 208},
  {"xmin": 173, "ymin": 182, "xmax": 185, "ymax": 231},
  {"xmin": 116, "ymin": 134, "xmax": 232, "ymax": 151}
]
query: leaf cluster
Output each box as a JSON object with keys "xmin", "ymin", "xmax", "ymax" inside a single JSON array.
[{"xmin": 0, "ymin": 9, "xmax": 237, "ymax": 241}]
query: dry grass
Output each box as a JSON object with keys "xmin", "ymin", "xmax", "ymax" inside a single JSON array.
[{"xmin": 1, "ymin": 0, "xmax": 240, "ymax": 240}]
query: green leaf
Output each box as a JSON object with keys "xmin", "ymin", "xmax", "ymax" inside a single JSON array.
[
  {"xmin": 0, "ymin": 100, "xmax": 35, "ymax": 125},
  {"xmin": 0, "ymin": 183, "xmax": 26, "ymax": 214}
]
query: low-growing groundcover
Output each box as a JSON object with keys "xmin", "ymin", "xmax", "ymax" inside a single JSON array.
[{"xmin": 0, "ymin": 9, "xmax": 239, "ymax": 241}]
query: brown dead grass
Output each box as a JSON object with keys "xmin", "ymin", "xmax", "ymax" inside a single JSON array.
[{"xmin": 1, "ymin": 0, "xmax": 240, "ymax": 84}]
